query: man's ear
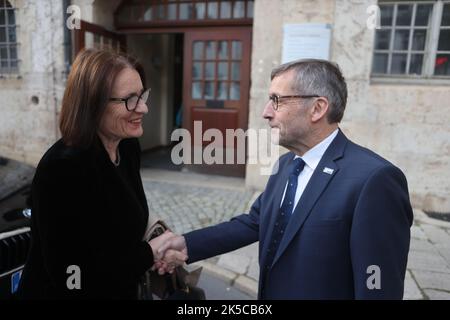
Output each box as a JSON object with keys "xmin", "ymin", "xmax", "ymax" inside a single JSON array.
[{"xmin": 310, "ymin": 98, "xmax": 329, "ymax": 123}]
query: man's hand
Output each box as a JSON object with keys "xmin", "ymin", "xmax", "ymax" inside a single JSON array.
[
  {"xmin": 154, "ymin": 234, "xmax": 188, "ymax": 274},
  {"xmin": 158, "ymin": 234, "xmax": 187, "ymax": 256},
  {"xmin": 148, "ymin": 231, "xmax": 188, "ymax": 274}
]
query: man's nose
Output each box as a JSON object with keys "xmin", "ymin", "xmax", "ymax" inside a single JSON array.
[{"xmin": 262, "ymin": 101, "xmax": 274, "ymax": 119}]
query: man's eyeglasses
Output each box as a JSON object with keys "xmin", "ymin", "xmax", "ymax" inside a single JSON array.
[
  {"xmin": 109, "ymin": 88, "xmax": 151, "ymax": 112},
  {"xmin": 268, "ymin": 94, "xmax": 319, "ymax": 111}
]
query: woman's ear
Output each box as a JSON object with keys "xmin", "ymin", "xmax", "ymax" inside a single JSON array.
[{"xmin": 310, "ymin": 97, "xmax": 329, "ymax": 123}]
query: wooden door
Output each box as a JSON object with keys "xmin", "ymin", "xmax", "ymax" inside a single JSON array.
[
  {"xmin": 73, "ymin": 20, "xmax": 126, "ymax": 57},
  {"xmin": 183, "ymin": 27, "xmax": 252, "ymax": 177}
]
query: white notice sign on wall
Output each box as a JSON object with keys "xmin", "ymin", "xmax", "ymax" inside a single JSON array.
[{"xmin": 282, "ymin": 24, "xmax": 332, "ymax": 63}]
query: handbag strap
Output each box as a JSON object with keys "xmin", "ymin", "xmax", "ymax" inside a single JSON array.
[{"xmin": 143, "ymin": 212, "xmax": 170, "ymax": 242}]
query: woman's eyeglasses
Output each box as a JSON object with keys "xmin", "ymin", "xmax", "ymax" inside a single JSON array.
[{"xmin": 109, "ymin": 88, "xmax": 151, "ymax": 112}]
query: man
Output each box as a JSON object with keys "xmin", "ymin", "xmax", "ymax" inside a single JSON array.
[{"xmin": 160, "ymin": 59, "xmax": 413, "ymax": 299}]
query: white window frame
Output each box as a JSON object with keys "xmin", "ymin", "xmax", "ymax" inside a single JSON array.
[{"xmin": 371, "ymin": 0, "xmax": 450, "ymax": 83}]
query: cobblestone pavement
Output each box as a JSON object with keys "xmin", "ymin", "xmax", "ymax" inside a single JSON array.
[
  {"xmin": 143, "ymin": 180, "xmax": 254, "ymax": 235},
  {"xmin": 141, "ymin": 169, "xmax": 450, "ymax": 300},
  {"xmin": 406, "ymin": 211, "xmax": 450, "ymax": 299}
]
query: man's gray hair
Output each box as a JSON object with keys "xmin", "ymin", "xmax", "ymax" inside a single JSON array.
[{"xmin": 271, "ymin": 59, "xmax": 347, "ymax": 123}]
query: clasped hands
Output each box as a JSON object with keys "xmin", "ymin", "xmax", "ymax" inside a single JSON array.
[{"xmin": 148, "ymin": 230, "xmax": 188, "ymax": 275}]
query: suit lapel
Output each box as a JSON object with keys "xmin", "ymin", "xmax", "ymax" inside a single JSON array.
[{"xmin": 271, "ymin": 130, "xmax": 348, "ymax": 267}]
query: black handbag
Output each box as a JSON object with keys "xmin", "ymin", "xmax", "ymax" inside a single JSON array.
[{"xmin": 150, "ymin": 266, "xmax": 205, "ymax": 300}]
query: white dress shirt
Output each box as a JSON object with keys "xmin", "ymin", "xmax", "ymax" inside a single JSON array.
[{"xmin": 280, "ymin": 129, "xmax": 339, "ymax": 213}]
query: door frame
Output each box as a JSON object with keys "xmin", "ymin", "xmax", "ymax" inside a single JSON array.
[{"xmin": 73, "ymin": 20, "xmax": 126, "ymax": 57}]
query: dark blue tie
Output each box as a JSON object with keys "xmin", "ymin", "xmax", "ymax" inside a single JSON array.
[{"xmin": 264, "ymin": 158, "xmax": 305, "ymax": 271}]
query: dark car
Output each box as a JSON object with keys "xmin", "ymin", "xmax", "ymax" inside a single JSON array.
[{"xmin": 0, "ymin": 156, "xmax": 34, "ymax": 299}]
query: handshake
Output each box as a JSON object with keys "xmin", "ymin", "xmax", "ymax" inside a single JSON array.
[{"xmin": 148, "ymin": 231, "xmax": 188, "ymax": 275}]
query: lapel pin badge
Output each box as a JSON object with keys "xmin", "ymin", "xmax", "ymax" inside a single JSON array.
[{"xmin": 323, "ymin": 167, "xmax": 334, "ymax": 175}]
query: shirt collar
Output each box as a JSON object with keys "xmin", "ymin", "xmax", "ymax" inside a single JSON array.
[{"xmin": 294, "ymin": 128, "xmax": 339, "ymax": 171}]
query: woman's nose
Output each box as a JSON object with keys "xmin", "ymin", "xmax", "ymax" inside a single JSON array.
[{"xmin": 135, "ymin": 100, "xmax": 148, "ymax": 114}]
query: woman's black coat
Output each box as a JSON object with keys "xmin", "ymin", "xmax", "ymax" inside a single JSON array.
[{"xmin": 18, "ymin": 138, "xmax": 154, "ymax": 299}]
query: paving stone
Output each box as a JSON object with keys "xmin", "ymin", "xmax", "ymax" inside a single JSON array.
[
  {"xmin": 403, "ymin": 270, "xmax": 424, "ymax": 300},
  {"xmin": 195, "ymin": 261, "xmax": 236, "ymax": 285},
  {"xmin": 436, "ymin": 248, "xmax": 450, "ymax": 267},
  {"xmin": 234, "ymin": 275, "xmax": 258, "ymax": 298},
  {"xmin": 247, "ymin": 257, "xmax": 260, "ymax": 282},
  {"xmin": 411, "ymin": 269, "xmax": 450, "ymax": 293},
  {"xmin": 410, "ymin": 238, "xmax": 437, "ymax": 252},
  {"xmin": 421, "ymin": 225, "xmax": 450, "ymax": 249},
  {"xmin": 423, "ymin": 289, "xmax": 450, "ymax": 300},
  {"xmin": 408, "ymin": 250, "xmax": 450, "ymax": 273},
  {"xmin": 411, "ymin": 225, "xmax": 428, "ymax": 240},
  {"xmin": 218, "ymin": 252, "xmax": 251, "ymax": 275}
]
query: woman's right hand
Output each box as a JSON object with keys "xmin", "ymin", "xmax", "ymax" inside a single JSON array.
[
  {"xmin": 148, "ymin": 230, "xmax": 175, "ymax": 260},
  {"xmin": 154, "ymin": 249, "xmax": 188, "ymax": 274}
]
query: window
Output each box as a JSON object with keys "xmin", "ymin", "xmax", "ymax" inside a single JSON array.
[
  {"xmin": 435, "ymin": 3, "xmax": 450, "ymax": 75},
  {"xmin": 84, "ymin": 31, "xmax": 122, "ymax": 52},
  {"xmin": 372, "ymin": 1, "xmax": 450, "ymax": 78},
  {"xmin": 73, "ymin": 20, "xmax": 124, "ymax": 56},
  {"xmin": 0, "ymin": 0, "xmax": 18, "ymax": 74},
  {"xmin": 116, "ymin": 0, "xmax": 254, "ymax": 25},
  {"xmin": 191, "ymin": 40, "xmax": 243, "ymax": 100}
]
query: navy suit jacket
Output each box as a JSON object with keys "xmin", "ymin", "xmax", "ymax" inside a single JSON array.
[{"xmin": 184, "ymin": 130, "xmax": 413, "ymax": 299}]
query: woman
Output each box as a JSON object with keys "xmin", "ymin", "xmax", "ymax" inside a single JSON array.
[{"xmin": 18, "ymin": 49, "xmax": 186, "ymax": 299}]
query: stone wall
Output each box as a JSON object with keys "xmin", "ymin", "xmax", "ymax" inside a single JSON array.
[
  {"xmin": 0, "ymin": 0, "xmax": 66, "ymax": 166},
  {"xmin": 0, "ymin": 0, "xmax": 122, "ymax": 166}
]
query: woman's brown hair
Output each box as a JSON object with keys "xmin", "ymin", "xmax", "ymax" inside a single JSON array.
[{"xmin": 59, "ymin": 49, "xmax": 145, "ymax": 148}]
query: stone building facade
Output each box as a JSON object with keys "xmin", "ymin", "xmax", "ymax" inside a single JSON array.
[{"xmin": 0, "ymin": 0, "xmax": 449, "ymax": 213}]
